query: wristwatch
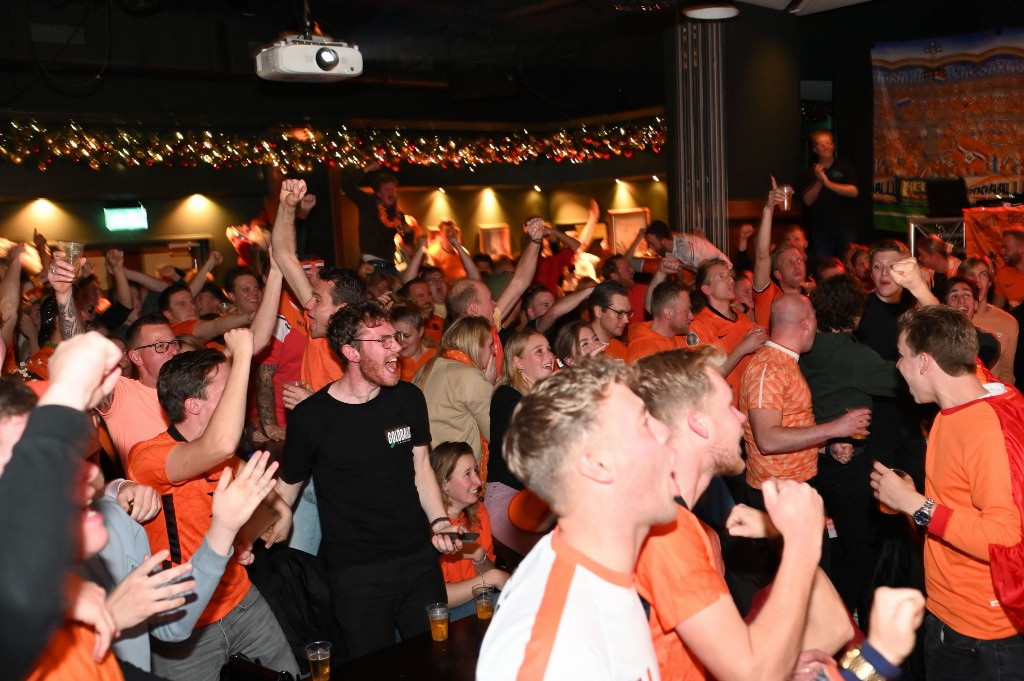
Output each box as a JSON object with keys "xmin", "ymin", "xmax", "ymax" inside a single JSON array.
[{"xmin": 913, "ymin": 498, "xmax": 936, "ymax": 527}]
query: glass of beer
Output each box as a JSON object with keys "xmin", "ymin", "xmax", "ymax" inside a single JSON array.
[
  {"xmin": 305, "ymin": 640, "xmax": 331, "ymax": 681},
  {"xmin": 426, "ymin": 603, "xmax": 449, "ymax": 641},
  {"xmin": 779, "ymin": 185, "xmax": 794, "ymax": 211},
  {"xmin": 472, "ymin": 584, "xmax": 496, "ymax": 620}
]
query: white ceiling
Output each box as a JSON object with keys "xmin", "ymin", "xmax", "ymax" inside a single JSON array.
[{"xmin": 740, "ymin": 0, "xmax": 876, "ymax": 15}]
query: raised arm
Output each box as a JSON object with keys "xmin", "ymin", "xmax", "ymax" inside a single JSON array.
[
  {"xmin": 271, "ymin": 179, "xmax": 314, "ymax": 306},
  {"xmin": 536, "ymin": 286, "xmax": 593, "ymax": 334},
  {"xmin": 124, "ymin": 268, "xmax": 171, "ymax": 293},
  {"xmin": 104, "ymin": 249, "xmax": 132, "ymax": 309},
  {"xmin": 889, "ymin": 258, "xmax": 940, "ymax": 307},
  {"xmin": 625, "ymin": 227, "xmax": 648, "ymax": 271},
  {"xmin": 249, "ymin": 253, "xmax": 283, "ymax": 355},
  {"xmin": 0, "ymin": 245, "xmax": 24, "ymax": 348},
  {"xmin": 576, "ymin": 199, "xmax": 600, "ymax": 253},
  {"xmin": 51, "ymin": 252, "xmax": 87, "ymax": 340},
  {"xmin": 402, "ymin": 236, "xmax": 428, "ymax": 283},
  {"xmin": 454, "ymin": 234, "xmax": 481, "ymax": 281},
  {"xmin": 754, "ymin": 179, "xmax": 787, "ymax": 292},
  {"xmin": 188, "ymin": 251, "xmax": 222, "ymax": 299},
  {"xmin": 164, "ymin": 329, "xmax": 253, "ymax": 483},
  {"xmin": 495, "ymin": 219, "xmax": 544, "ymax": 322},
  {"xmin": 546, "ymin": 226, "xmax": 581, "ymax": 254},
  {"xmin": 190, "ymin": 312, "xmax": 252, "ymax": 341},
  {"xmin": 645, "ymin": 256, "xmax": 681, "ymax": 314}
]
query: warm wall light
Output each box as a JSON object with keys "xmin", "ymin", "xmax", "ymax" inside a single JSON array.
[
  {"xmin": 615, "ymin": 179, "xmax": 622, "ymax": 184},
  {"xmin": 183, "ymin": 194, "xmax": 213, "ymax": 213},
  {"xmin": 652, "ymin": 175, "xmax": 661, "ymax": 182},
  {"xmin": 29, "ymin": 199, "xmax": 58, "ymax": 219},
  {"xmin": 533, "ymin": 185, "xmax": 541, "ymax": 192},
  {"xmin": 438, "ymin": 187, "xmax": 446, "ymax": 194},
  {"xmin": 682, "ymin": 2, "xmax": 739, "ymax": 20}
]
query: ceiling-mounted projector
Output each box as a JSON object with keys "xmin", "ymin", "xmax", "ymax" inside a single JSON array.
[{"xmin": 256, "ymin": 34, "xmax": 362, "ymax": 82}]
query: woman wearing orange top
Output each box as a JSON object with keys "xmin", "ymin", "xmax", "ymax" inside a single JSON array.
[
  {"xmin": 391, "ymin": 303, "xmax": 437, "ymax": 382},
  {"xmin": 431, "ymin": 441, "xmax": 509, "ymax": 620}
]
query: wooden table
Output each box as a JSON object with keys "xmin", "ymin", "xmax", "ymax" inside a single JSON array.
[{"xmin": 334, "ymin": 615, "xmax": 490, "ymax": 680}]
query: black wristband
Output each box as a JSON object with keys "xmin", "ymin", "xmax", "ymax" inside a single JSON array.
[{"xmin": 430, "ymin": 517, "xmax": 450, "ymax": 530}]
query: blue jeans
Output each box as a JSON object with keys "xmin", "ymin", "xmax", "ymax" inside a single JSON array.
[
  {"xmin": 924, "ymin": 612, "xmax": 1024, "ymax": 681},
  {"xmin": 287, "ymin": 477, "xmax": 322, "ymax": 555},
  {"xmin": 151, "ymin": 586, "xmax": 299, "ymax": 681}
]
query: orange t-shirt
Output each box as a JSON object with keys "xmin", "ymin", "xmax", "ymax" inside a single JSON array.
[
  {"xmin": 636, "ymin": 505, "xmax": 729, "ymax": 681},
  {"xmin": 400, "ymin": 346, "xmax": 437, "ymax": 383},
  {"xmin": 97, "ymin": 376, "xmax": 169, "ymax": 469},
  {"xmin": 428, "ymin": 243, "xmax": 468, "ymax": 281},
  {"xmin": 626, "ymin": 322, "xmax": 687, "ymax": 364},
  {"xmin": 740, "ymin": 342, "xmax": 818, "ymax": 488},
  {"xmin": 440, "ymin": 504, "xmax": 497, "ymax": 584},
  {"xmin": 300, "ymin": 310, "xmax": 344, "ymax": 391},
  {"xmin": 26, "ymin": 344, "xmax": 56, "ymax": 380},
  {"xmin": 923, "ymin": 390, "xmax": 1023, "ymax": 639},
  {"xmin": 994, "ymin": 265, "xmax": 1024, "ymax": 309},
  {"xmin": 424, "ymin": 314, "xmax": 445, "ymax": 345},
  {"xmin": 25, "ymin": 621, "xmax": 124, "ymax": 681},
  {"xmin": 752, "ymin": 281, "xmax": 783, "ymax": 330},
  {"xmin": 690, "ymin": 306, "xmax": 757, "ymax": 406},
  {"xmin": 127, "ymin": 432, "xmax": 250, "ymax": 628},
  {"xmin": 604, "ymin": 337, "xmax": 628, "ymax": 361}
]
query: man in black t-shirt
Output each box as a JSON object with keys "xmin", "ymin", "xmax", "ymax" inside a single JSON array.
[
  {"xmin": 802, "ymin": 130, "xmax": 859, "ymax": 259},
  {"xmin": 270, "ymin": 299, "xmax": 461, "ymax": 661}
]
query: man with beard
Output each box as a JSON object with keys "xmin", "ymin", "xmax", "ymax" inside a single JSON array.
[
  {"xmin": 271, "ymin": 179, "xmax": 366, "ymax": 392},
  {"xmin": 477, "ymin": 359, "xmax": 678, "ymax": 680},
  {"xmin": 632, "ymin": 348, "xmax": 920, "ymax": 681},
  {"xmin": 269, "ymin": 300, "xmax": 461, "ymax": 661},
  {"xmin": 994, "ymin": 229, "xmax": 1024, "ymax": 311}
]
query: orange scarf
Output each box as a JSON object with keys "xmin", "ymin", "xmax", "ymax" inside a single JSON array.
[
  {"xmin": 442, "ymin": 349, "xmax": 490, "ymax": 485},
  {"xmin": 377, "ymin": 203, "xmax": 406, "ymax": 231}
]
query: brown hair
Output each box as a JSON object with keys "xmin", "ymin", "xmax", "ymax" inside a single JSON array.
[
  {"xmin": 897, "ymin": 305, "xmax": 976, "ymax": 377},
  {"xmin": 505, "ymin": 358, "xmax": 634, "ymax": 510},
  {"xmin": 431, "ymin": 441, "xmax": 481, "ymax": 529}
]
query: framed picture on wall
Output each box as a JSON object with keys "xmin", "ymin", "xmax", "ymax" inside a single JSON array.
[
  {"xmin": 479, "ymin": 223, "xmax": 511, "ymax": 257},
  {"xmin": 607, "ymin": 207, "xmax": 651, "ymax": 256}
]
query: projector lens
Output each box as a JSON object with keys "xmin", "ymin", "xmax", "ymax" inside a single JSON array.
[{"xmin": 316, "ymin": 48, "xmax": 339, "ymax": 71}]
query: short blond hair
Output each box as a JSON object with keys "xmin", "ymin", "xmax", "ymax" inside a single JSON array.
[
  {"xmin": 505, "ymin": 358, "xmax": 634, "ymax": 508},
  {"xmin": 631, "ymin": 346, "xmax": 725, "ymax": 431}
]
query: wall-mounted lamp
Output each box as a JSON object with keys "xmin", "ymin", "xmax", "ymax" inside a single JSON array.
[
  {"xmin": 533, "ymin": 185, "xmax": 542, "ymax": 192},
  {"xmin": 652, "ymin": 175, "xmax": 661, "ymax": 182},
  {"xmin": 438, "ymin": 187, "xmax": 446, "ymax": 194},
  {"xmin": 682, "ymin": 2, "xmax": 739, "ymax": 20}
]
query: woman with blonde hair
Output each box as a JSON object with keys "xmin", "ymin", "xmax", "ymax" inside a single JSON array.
[
  {"xmin": 414, "ymin": 315, "xmax": 495, "ymax": 477},
  {"xmin": 390, "ymin": 302, "xmax": 437, "ymax": 382},
  {"xmin": 486, "ymin": 329, "xmax": 555, "ymax": 557},
  {"xmin": 431, "ymin": 441, "xmax": 509, "ymax": 620}
]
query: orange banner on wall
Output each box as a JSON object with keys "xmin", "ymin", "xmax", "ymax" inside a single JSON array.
[{"xmin": 964, "ymin": 206, "xmax": 1024, "ymax": 264}]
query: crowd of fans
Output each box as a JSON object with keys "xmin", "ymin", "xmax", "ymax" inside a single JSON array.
[{"xmin": 0, "ymin": 157, "xmax": 1022, "ymax": 681}]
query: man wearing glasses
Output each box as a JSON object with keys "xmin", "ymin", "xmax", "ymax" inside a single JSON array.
[
  {"xmin": 48, "ymin": 257, "xmax": 179, "ymax": 467},
  {"xmin": 268, "ymin": 299, "xmax": 462, "ymax": 662},
  {"xmin": 587, "ymin": 280, "xmax": 633, "ymax": 361}
]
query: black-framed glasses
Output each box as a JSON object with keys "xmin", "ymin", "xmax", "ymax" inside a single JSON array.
[
  {"xmin": 133, "ymin": 339, "xmax": 182, "ymax": 354},
  {"xmin": 350, "ymin": 334, "xmax": 400, "ymax": 349},
  {"xmin": 602, "ymin": 306, "xmax": 634, "ymax": 321}
]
